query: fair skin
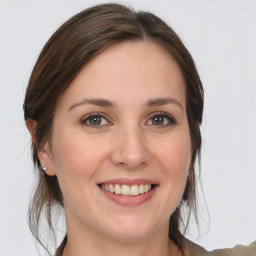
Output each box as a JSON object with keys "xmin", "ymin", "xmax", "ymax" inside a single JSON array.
[{"xmin": 28, "ymin": 41, "xmax": 191, "ymax": 256}]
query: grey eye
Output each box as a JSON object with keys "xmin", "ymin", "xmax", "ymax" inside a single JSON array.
[
  {"xmin": 147, "ymin": 114, "xmax": 175, "ymax": 126},
  {"xmin": 152, "ymin": 116, "xmax": 165, "ymax": 125},
  {"xmin": 88, "ymin": 116, "xmax": 102, "ymax": 125},
  {"xmin": 83, "ymin": 115, "xmax": 109, "ymax": 126}
]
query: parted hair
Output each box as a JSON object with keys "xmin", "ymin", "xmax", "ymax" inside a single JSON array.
[{"xmin": 24, "ymin": 3, "xmax": 204, "ymax": 254}]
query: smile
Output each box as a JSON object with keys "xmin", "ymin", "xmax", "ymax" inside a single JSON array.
[
  {"xmin": 98, "ymin": 179, "xmax": 158, "ymax": 206},
  {"xmin": 100, "ymin": 184, "xmax": 154, "ymax": 196}
]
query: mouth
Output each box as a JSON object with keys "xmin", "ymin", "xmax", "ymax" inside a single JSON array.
[
  {"xmin": 97, "ymin": 179, "xmax": 158, "ymax": 206},
  {"xmin": 99, "ymin": 183, "xmax": 156, "ymax": 196}
]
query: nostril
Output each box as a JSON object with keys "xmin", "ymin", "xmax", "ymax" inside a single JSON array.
[{"xmin": 109, "ymin": 137, "xmax": 149, "ymax": 170}]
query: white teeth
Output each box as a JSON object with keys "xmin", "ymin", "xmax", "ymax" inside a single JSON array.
[
  {"xmin": 121, "ymin": 185, "xmax": 130, "ymax": 195},
  {"xmin": 101, "ymin": 183, "xmax": 153, "ymax": 196},
  {"xmin": 139, "ymin": 184, "xmax": 144, "ymax": 194},
  {"xmin": 114, "ymin": 184, "xmax": 121, "ymax": 194},
  {"xmin": 130, "ymin": 185, "xmax": 139, "ymax": 196},
  {"xmin": 109, "ymin": 184, "xmax": 114, "ymax": 193}
]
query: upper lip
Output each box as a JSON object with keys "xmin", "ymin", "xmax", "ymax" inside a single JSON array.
[{"xmin": 98, "ymin": 178, "xmax": 158, "ymax": 186}]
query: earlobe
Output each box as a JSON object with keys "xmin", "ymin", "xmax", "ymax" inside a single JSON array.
[
  {"xmin": 26, "ymin": 119, "xmax": 56, "ymax": 176},
  {"xmin": 38, "ymin": 141, "xmax": 57, "ymax": 176}
]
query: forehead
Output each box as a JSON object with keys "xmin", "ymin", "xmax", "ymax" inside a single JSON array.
[{"xmin": 57, "ymin": 40, "xmax": 186, "ymax": 110}]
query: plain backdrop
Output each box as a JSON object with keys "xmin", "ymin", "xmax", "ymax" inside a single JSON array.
[{"xmin": 0, "ymin": 0, "xmax": 255, "ymax": 255}]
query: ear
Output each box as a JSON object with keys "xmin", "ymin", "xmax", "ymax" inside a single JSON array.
[
  {"xmin": 38, "ymin": 141, "xmax": 57, "ymax": 176},
  {"xmin": 26, "ymin": 119, "xmax": 56, "ymax": 176}
]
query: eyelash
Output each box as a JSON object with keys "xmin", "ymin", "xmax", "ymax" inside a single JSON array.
[
  {"xmin": 146, "ymin": 112, "xmax": 176, "ymax": 126},
  {"xmin": 81, "ymin": 112, "xmax": 110, "ymax": 128},
  {"xmin": 81, "ymin": 112, "xmax": 176, "ymax": 128}
]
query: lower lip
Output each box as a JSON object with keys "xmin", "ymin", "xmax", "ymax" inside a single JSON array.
[{"xmin": 100, "ymin": 186, "xmax": 157, "ymax": 206}]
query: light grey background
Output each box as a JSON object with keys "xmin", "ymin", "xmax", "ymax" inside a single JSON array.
[{"xmin": 0, "ymin": 0, "xmax": 255, "ymax": 255}]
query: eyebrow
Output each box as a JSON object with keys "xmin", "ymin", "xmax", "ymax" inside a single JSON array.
[
  {"xmin": 146, "ymin": 98, "xmax": 184, "ymax": 112},
  {"xmin": 68, "ymin": 98, "xmax": 115, "ymax": 111},
  {"xmin": 68, "ymin": 97, "xmax": 183, "ymax": 112}
]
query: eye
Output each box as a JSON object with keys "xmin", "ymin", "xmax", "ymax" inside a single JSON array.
[
  {"xmin": 81, "ymin": 114, "xmax": 110, "ymax": 127},
  {"xmin": 146, "ymin": 112, "xmax": 176, "ymax": 126}
]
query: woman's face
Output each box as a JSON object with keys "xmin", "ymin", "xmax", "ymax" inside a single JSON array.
[{"xmin": 42, "ymin": 41, "xmax": 191, "ymax": 241}]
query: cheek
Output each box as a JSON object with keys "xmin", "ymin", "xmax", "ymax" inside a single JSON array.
[
  {"xmin": 148, "ymin": 132, "xmax": 191, "ymax": 220},
  {"xmin": 152, "ymin": 130, "xmax": 191, "ymax": 202},
  {"xmin": 49, "ymin": 130, "xmax": 115, "ymax": 207},
  {"xmin": 51, "ymin": 130, "xmax": 108, "ymax": 176},
  {"xmin": 50, "ymin": 131, "xmax": 109, "ymax": 208},
  {"xmin": 153, "ymin": 133, "xmax": 191, "ymax": 175}
]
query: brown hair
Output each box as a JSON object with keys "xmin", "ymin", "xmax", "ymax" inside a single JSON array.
[{"xmin": 24, "ymin": 3, "xmax": 203, "ymax": 254}]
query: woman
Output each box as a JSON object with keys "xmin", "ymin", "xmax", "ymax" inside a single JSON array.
[{"xmin": 24, "ymin": 3, "xmax": 255, "ymax": 256}]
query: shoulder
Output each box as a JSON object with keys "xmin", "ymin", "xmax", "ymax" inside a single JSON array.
[{"xmin": 183, "ymin": 238, "xmax": 256, "ymax": 256}]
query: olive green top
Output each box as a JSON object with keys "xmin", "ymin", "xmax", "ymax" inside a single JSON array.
[
  {"xmin": 184, "ymin": 238, "xmax": 256, "ymax": 256},
  {"xmin": 55, "ymin": 236, "xmax": 256, "ymax": 256}
]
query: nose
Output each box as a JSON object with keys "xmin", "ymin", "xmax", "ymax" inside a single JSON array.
[{"xmin": 110, "ymin": 125, "xmax": 150, "ymax": 170}]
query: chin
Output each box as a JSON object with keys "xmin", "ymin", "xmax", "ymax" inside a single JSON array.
[{"xmin": 100, "ymin": 215, "xmax": 165, "ymax": 242}]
